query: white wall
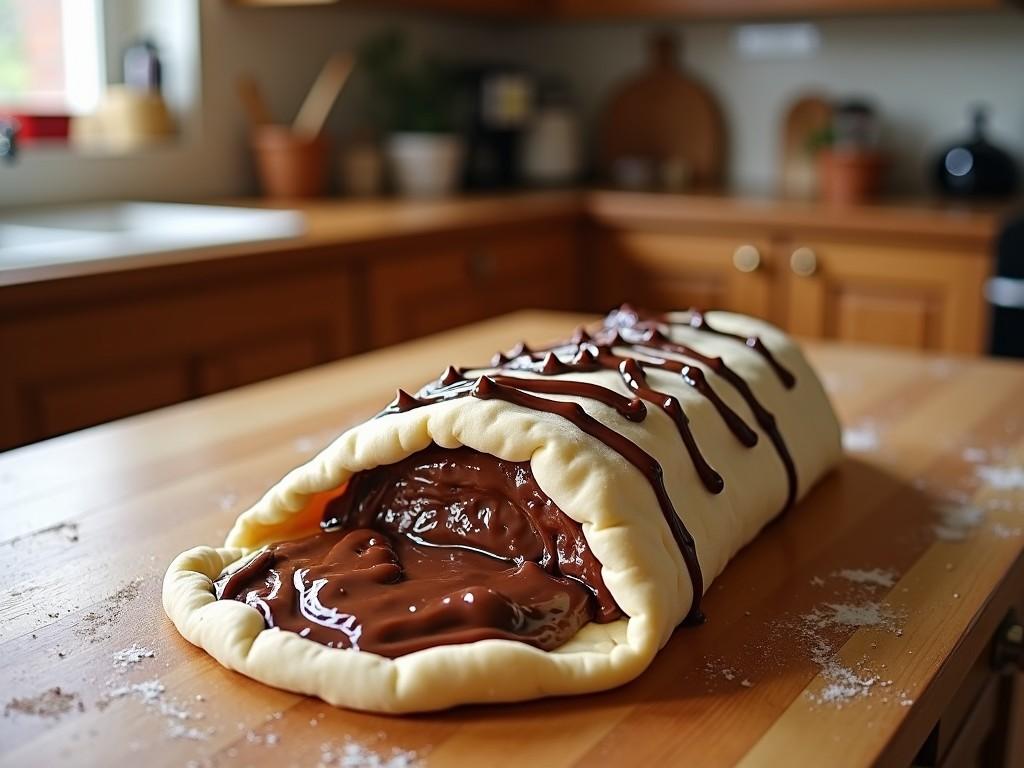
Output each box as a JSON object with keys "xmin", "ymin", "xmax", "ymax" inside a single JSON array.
[
  {"xmin": 506, "ymin": 12, "xmax": 1024, "ymax": 194},
  {"xmin": 0, "ymin": 3, "xmax": 500, "ymax": 207},
  {"xmin": 2, "ymin": 7, "xmax": 1021, "ymax": 206}
]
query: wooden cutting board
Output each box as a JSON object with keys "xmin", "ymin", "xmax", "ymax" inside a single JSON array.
[
  {"xmin": 2, "ymin": 311, "xmax": 1024, "ymax": 767},
  {"xmin": 779, "ymin": 93, "xmax": 833, "ymax": 199},
  {"xmin": 599, "ymin": 34, "xmax": 726, "ymax": 190}
]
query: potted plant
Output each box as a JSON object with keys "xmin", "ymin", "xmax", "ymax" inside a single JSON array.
[
  {"xmin": 809, "ymin": 100, "xmax": 887, "ymax": 206},
  {"xmin": 360, "ymin": 30, "xmax": 463, "ymax": 198}
]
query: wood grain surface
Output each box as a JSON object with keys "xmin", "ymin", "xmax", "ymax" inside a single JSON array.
[{"xmin": 2, "ymin": 310, "xmax": 1024, "ymax": 768}]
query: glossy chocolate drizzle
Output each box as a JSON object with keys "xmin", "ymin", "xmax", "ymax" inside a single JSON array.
[{"xmin": 380, "ymin": 306, "xmax": 799, "ymax": 623}]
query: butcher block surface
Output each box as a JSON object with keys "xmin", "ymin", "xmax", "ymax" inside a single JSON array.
[{"xmin": 2, "ymin": 310, "xmax": 1024, "ymax": 767}]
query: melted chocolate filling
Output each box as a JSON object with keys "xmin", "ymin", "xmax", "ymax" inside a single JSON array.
[{"xmin": 217, "ymin": 445, "xmax": 621, "ymax": 658}]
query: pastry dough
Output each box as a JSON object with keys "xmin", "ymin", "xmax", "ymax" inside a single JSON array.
[{"xmin": 163, "ymin": 310, "xmax": 841, "ymax": 713}]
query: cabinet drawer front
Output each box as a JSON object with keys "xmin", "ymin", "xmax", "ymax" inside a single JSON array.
[
  {"xmin": 27, "ymin": 362, "xmax": 191, "ymax": 438},
  {"xmin": 781, "ymin": 239, "xmax": 989, "ymax": 354},
  {"xmin": 474, "ymin": 227, "xmax": 575, "ymax": 282},
  {"xmin": 592, "ymin": 228, "xmax": 774, "ymax": 319},
  {"xmin": 367, "ymin": 225, "xmax": 578, "ymax": 347}
]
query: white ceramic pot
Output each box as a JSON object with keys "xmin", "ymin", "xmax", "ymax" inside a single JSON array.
[{"xmin": 386, "ymin": 133, "xmax": 464, "ymax": 198}]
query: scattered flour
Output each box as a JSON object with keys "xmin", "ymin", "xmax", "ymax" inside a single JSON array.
[
  {"xmin": 104, "ymin": 678, "xmax": 213, "ymax": 741},
  {"xmin": 113, "ymin": 643, "xmax": 155, "ymax": 670},
  {"xmin": 977, "ymin": 465, "xmax": 1024, "ymax": 491},
  {"xmin": 804, "ymin": 601, "xmax": 898, "ymax": 631},
  {"xmin": 932, "ymin": 502, "xmax": 986, "ymax": 542},
  {"xmin": 961, "ymin": 447, "xmax": 989, "ymax": 464},
  {"xmin": 794, "ymin": 599, "xmax": 904, "ymax": 708},
  {"xmin": 167, "ymin": 723, "xmax": 211, "ymax": 741},
  {"xmin": 842, "ymin": 424, "xmax": 880, "ymax": 454},
  {"xmin": 811, "ymin": 664, "xmax": 879, "ymax": 706},
  {"xmin": 216, "ymin": 491, "xmax": 240, "ymax": 511},
  {"xmin": 834, "ymin": 569, "xmax": 898, "ymax": 589},
  {"xmin": 991, "ymin": 523, "xmax": 1023, "ymax": 539},
  {"xmin": 810, "ymin": 576, "xmax": 826, "ymax": 587},
  {"xmin": 106, "ymin": 678, "xmax": 166, "ymax": 704},
  {"xmin": 319, "ymin": 739, "xmax": 422, "ymax": 768},
  {"xmin": 702, "ymin": 657, "xmax": 740, "ymax": 684}
]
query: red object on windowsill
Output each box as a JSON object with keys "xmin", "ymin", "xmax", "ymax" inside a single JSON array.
[{"xmin": 0, "ymin": 114, "xmax": 71, "ymax": 143}]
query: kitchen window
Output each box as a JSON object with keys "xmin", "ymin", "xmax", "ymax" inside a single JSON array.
[{"xmin": 0, "ymin": 0, "xmax": 105, "ymax": 114}]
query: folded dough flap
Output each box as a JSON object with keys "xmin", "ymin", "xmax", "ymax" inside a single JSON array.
[{"xmin": 165, "ymin": 308, "xmax": 841, "ymax": 712}]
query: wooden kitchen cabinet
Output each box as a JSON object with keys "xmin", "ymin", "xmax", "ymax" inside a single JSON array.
[
  {"xmin": 780, "ymin": 238, "xmax": 990, "ymax": 354},
  {"xmin": 590, "ymin": 229, "xmax": 776, "ymax": 320},
  {"xmin": 0, "ymin": 257, "xmax": 358, "ymax": 449},
  {"xmin": 367, "ymin": 222, "xmax": 579, "ymax": 347},
  {"xmin": 234, "ymin": 0, "xmax": 1007, "ymax": 17},
  {"xmin": 553, "ymin": 0, "xmax": 1005, "ymax": 19},
  {"xmin": 233, "ymin": 0, "xmax": 546, "ymax": 14},
  {"xmin": 585, "ymin": 191, "xmax": 995, "ymax": 356}
]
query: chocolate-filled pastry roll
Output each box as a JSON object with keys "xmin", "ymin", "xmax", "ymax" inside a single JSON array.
[{"xmin": 163, "ymin": 307, "xmax": 841, "ymax": 713}]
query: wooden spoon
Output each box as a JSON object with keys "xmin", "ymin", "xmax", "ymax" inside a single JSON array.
[{"xmin": 292, "ymin": 53, "xmax": 354, "ymax": 138}]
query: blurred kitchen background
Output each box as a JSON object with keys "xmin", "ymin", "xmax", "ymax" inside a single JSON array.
[{"xmin": 0, "ymin": 0, "xmax": 1022, "ymax": 450}]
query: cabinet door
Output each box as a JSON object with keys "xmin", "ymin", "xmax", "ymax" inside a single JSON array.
[
  {"xmin": 1, "ymin": 265, "xmax": 358, "ymax": 448},
  {"xmin": 780, "ymin": 239, "xmax": 989, "ymax": 354},
  {"xmin": 591, "ymin": 228, "xmax": 775, "ymax": 319},
  {"xmin": 367, "ymin": 224, "xmax": 578, "ymax": 347}
]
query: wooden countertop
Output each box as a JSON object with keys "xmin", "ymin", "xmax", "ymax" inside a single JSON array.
[
  {"xmin": 586, "ymin": 189, "xmax": 1012, "ymax": 247},
  {"xmin": 1, "ymin": 189, "xmax": 1012, "ymax": 290},
  {"xmin": 3, "ymin": 311, "xmax": 1024, "ymax": 767},
  {"xmin": 0, "ymin": 191, "xmax": 581, "ymax": 290}
]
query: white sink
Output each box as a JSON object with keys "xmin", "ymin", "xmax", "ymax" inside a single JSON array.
[{"xmin": 0, "ymin": 202, "xmax": 305, "ymax": 272}]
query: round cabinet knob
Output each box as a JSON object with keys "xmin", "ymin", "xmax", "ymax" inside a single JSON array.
[
  {"xmin": 732, "ymin": 244, "xmax": 761, "ymax": 273},
  {"xmin": 790, "ymin": 247, "xmax": 818, "ymax": 277}
]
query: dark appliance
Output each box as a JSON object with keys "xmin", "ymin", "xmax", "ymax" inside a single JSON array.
[
  {"xmin": 935, "ymin": 107, "xmax": 1018, "ymax": 199},
  {"xmin": 456, "ymin": 66, "xmax": 534, "ymax": 189},
  {"xmin": 988, "ymin": 214, "xmax": 1024, "ymax": 358}
]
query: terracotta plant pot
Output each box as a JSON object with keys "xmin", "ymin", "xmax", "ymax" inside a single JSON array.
[
  {"xmin": 252, "ymin": 125, "xmax": 329, "ymax": 199},
  {"xmin": 816, "ymin": 149, "xmax": 886, "ymax": 206}
]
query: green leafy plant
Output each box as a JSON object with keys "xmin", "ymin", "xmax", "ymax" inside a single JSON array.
[
  {"xmin": 805, "ymin": 125, "xmax": 835, "ymax": 154},
  {"xmin": 359, "ymin": 29, "xmax": 456, "ymax": 134}
]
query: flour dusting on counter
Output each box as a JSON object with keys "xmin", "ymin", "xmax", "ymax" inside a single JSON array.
[
  {"xmin": 977, "ymin": 465, "xmax": 1024, "ymax": 490},
  {"xmin": 833, "ymin": 569, "xmax": 897, "ymax": 589},
  {"xmin": 318, "ymin": 738, "xmax": 422, "ymax": 768},
  {"xmin": 113, "ymin": 643, "xmax": 155, "ymax": 670},
  {"xmin": 842, "ymin": 424, "xmax": 880, "ymax": 453}
]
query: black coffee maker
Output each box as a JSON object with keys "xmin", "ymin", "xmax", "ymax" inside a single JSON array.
[
  {"xmin": 935, "ymin": 107, "xmax": 1019, "ymax": 199},
  {"xmin": 456, "ymin": 66, "xmax": 534, "ymax": 189}
]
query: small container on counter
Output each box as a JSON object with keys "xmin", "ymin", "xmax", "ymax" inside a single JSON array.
[{"xmin": 252, "ymin": 125, "xmax": 330, "ymax": 199}]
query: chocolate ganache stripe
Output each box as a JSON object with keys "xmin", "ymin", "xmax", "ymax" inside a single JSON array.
[
  {"xmin": 608, "ymin": 304, "xmax": 797, "ymax": 390},
  {"xmin": 500, "ymin": 316, "xmax": 795, "ymax": 511},
  {"xmin": 612, "ymin": 356, "xmax": 724, "ymax": 494},
  {"xmin": 503, "ymin": 332, "xmax": 759, "ymax": 450},
  {"xmin": 595, "ymin": 344, "xmax": 758, "ymax": 448},
  {"xmin": 496, "ymin": 341, "xmax": 728, "ymax": 493},
  {"xmin": 614, "ymin": 328, "xmax": 798, "ymax": 511},
  {"xmin": 686, "ymin": 311, "xmax": 797, "ymax": 390}
]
